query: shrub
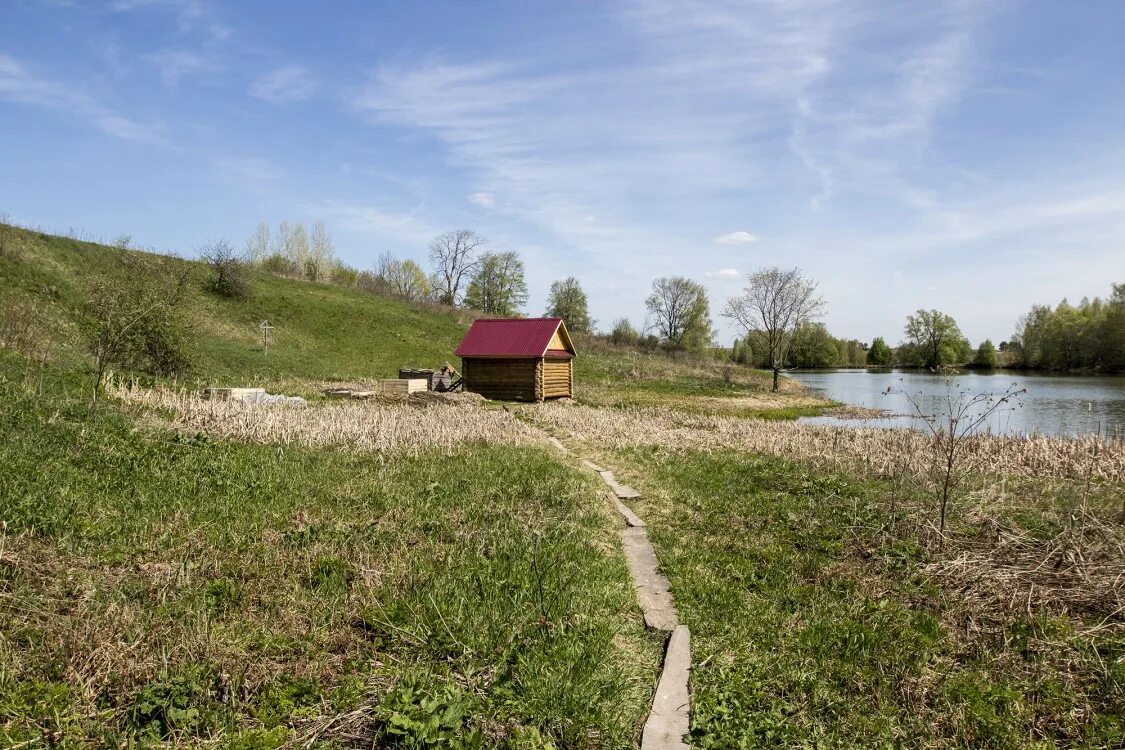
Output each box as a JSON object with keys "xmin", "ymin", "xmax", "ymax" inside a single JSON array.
[
  {"xmin": 81, "ymin": 253, "xmax": 195, "ymax": 412},
  {"xmin": 609, "ymin": 318, "xmax": 639, "ymax": 346},
  {"xmin": 202, "ymin": 240, "xmax": 250, "ymax": 300},
  {"xmin": 260, "ymin": 252, "xmax": 296, "ymax": 277}
]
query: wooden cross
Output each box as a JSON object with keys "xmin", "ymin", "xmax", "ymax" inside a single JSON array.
[{"xmin": 259, "ymin": 320, "xmax": 275, "ymax": 355}]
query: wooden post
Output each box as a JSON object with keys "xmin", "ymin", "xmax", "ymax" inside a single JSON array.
[{"xmin": 259, "ymin": 320, "xmax": 275, "ymax": 355}]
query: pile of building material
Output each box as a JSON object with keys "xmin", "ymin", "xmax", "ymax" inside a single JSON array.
[
  {"xmin": 399, "ymin": 368, "xmax": 455, "ymax": 392},
  {"xmin": 324, "ymin": 379, "xmax": 428, "ymax": 399},
  {"xmin": 203, "ymin": 387, "xmax": 306, "ymax": 406}
]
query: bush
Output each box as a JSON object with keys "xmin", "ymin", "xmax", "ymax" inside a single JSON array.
[
  {"xmin": 81, "ymin": 253, "xmax": 195, "ymax": 411},
  {"xmin": 202, "ymin": 240, "xmax": 250, "ymax": 299},
  {"xmin": 609, "ymin": 318, "xmax": 639, "ymax": 346},
  {"xmin": 259, "ymin": 253, "xmax": 296, "ymax": 277}
]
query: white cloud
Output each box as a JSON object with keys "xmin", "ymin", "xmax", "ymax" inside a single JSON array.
[
  {"xmin": 467, "ymin": 192, "xmax": 495, "ymax": 208},
  {"xmin": 705, "ymin": 268, "xmax": 740, "ymax": 279},
  {"xmin": 311, "ymin": 202, "xmax": 438, "ymax": 246},
  {"xmin": 249, "ymin": 65, "xmax": 318, "ymax": 104},
  {"xmin": 714, "ymin": 231, "xmax": 758, "ymax": 245},
  {"xmin": 0, "ymin": 53, "xmax": 162, "ymax": 143}
]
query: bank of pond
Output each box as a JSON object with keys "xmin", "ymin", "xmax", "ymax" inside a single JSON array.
[{"xmin": 789, "ymin": 368, "xmax": 1125, "ymax": 439}]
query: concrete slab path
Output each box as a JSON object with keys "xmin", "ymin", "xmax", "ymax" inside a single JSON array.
[{"xmin": 642, "ymin": 625, "xmax": 692, "ymax": 750}]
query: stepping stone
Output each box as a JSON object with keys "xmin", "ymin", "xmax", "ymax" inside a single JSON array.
[
  {"xmin": 581, "ymin": 458, "xmax": 606, "ymax": 473},
  {"xmin": 599, "ymin": 470, "xmax": 642, "ymax": 500},
  {"xmin": 547, "ymin": 436, "xmax": 569, "ymax": 453},
  {"xmin": 642, "ymin": 625, "xmax": 692, "ymax": 750},
  {"xmin": 621, "ymin": 527, "xmax": 678, "ymax": 632},
  {"xmin": 613, "ymin": 498, "xmax": 646, "ymax": 528}
]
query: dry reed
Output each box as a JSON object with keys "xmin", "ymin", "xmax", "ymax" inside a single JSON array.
[
  {"xmin": 110, "ymin": 383, "xmax": 548, "ymax": 455},
  {"xmin": 528, "ymin": 403, "xmax": 1125, "ymax": 482}
]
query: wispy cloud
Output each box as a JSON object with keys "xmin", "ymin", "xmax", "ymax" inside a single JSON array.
[
  {"xmin": 0, "ymin": 53, "xmax": 162, "ymax": 142},
  {"xmin": 249, "ymin": 65, "xmax": 317, "ymax": 104},
  {"xmin": 149, "ymin": 48, "xmax": 221, "ymax": 87},
  {"xmin": 467, "ymin": 192, "xmax": 495, "ymax": 208},
  {"xmin": 705, "ymin": 268, "xmax": 740, "ymax": 279},
  {"xmin": 311, "ymin": 201, "xmax": 439, "ymax": 247},
  {"xmin": 715, "ymin": 231, "xmax": 758, "ymax": 245}
]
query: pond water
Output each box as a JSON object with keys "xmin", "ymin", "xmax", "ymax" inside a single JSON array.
[{"xmin": 789, "ymin": 369, "xmax": 1125, "ymax": 439}]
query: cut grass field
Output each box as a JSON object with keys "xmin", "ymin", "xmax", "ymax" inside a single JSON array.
[{"xmin": 0, "ymin": 352, "xmax": 659, "ymax": 747}]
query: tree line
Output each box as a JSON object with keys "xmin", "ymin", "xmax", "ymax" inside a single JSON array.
[{"xmin": 240, "ymin": 221, "xmax": 1124, "ymax": 375}]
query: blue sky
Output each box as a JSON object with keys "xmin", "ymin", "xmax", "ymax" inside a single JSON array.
[{"xmin": 3, "ymin": 0, "xmax": 1125, "ymax": 345}]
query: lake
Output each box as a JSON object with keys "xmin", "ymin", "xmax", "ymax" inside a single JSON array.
[{"xmin": 789, "ymin": 368, "xmax": 1125, "ymax": 439}]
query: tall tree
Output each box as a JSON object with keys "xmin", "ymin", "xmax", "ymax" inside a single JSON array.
[
  {"xmin": 285, "ymin": 223, "xmax": 310, "ymax": 272},
  {"xmin": 973, "ymin": 339, "xmax": 998, "ymax": 368},
  {"xmin": 463, "ymin": 251, "xmax": 528, "ymax": 316},
  {"xmin": 380, "ymin": 256, "xmax": 432, "ymax": 301},
  {"xmin": 429, "ymin": 229, "xmax": 484, "ymax": 306},
  {"xmin": 903, "ymin": 309, "xmax": 965, "ymax": 370},
  {"xmin": 867, "ymin": 336, "xmax": 894, "ymax": 366},
  {"xmin": 645, "ymin": 276, "xmax": 713, "ymax": 352},
  {"xmin": 723, "ymin": 266, "xmax": 824, "ymax": 392},
  {"xmin": 545, "ymin": 277, "xmax": 593, "ymax": 333},
  {"xmin": 306, "ymin": 220, "xmax": 335, "ymax": 282},
  {"xmin": 245, "ymin": 221, "xmax": 271, "ymax": 265},
  {"xmin": 789, "ymin": 323, "xmax": 839, "ymax": 368}
]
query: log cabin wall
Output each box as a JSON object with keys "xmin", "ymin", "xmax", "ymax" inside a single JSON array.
[
  {"xmin": 462, "ymin": 357, "xmax": 542, "ymax": 401},
  {"xmin": 541, "ymin": 358, "xmax": 573, "ymax": 399}
]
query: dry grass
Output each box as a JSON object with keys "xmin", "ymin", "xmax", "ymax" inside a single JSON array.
[
  {"xmin": 527, "ymin": 402, "xmax": 1125, "ymax": 481},
  {"xmin": 110, "ymin": 383, "xmax": 548, "ymax": 455}
]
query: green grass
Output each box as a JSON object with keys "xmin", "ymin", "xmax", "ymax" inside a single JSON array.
[
  {"xmin": 1, "ymin": 225, "xmax": 821, "ymax": 415},
  {"xmin": 612, "ymin": 448, "xmax": 1124, "ymax": 749},
  {"xmin": 0, "ymin": 351, "xmax": 659, "ymax": 747},
  {"xmin": 0, "ymin": 226, "xmax": 469, "ymax": 390}
]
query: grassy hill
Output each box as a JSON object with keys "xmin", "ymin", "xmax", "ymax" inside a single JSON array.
[
  {"xmin": 0, "ymin": 225, "xmax": 471, "ymax": 390},
  {"xmin": 0, "ymin": 223, "xmax": 801, "ymax": 409}
]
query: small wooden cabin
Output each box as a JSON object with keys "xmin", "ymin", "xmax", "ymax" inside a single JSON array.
[{"xmin": 454, "ymin": 317, "xmax": 575, "ymax": 401}]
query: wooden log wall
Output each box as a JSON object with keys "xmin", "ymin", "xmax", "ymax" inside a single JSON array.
[
  {"xmin": 462, "ymin": 358, "xmax": 541, "ymax": 401},
  {"xmin": 541, "ymin": 358, "xmax": 573, "ymax": 399}
]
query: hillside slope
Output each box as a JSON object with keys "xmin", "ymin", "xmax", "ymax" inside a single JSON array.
[
  {"xmin": 0, "ymin": 225, "xmax": 471, "ymax": 388},
  {"xmin": 0, "ymin": 224, "xmax": 809, "ymax": 412}
]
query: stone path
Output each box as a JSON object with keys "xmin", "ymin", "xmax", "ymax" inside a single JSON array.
[{"xmin": 549, "ymin": 436, "xmax": 692, "ymax": 750}]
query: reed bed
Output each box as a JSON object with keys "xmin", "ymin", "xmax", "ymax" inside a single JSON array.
[
  {"xmin": 110, "ymin": 384, "xmax": 548, "ymax": 455},
  {"xmin": 529, "ymin": 403, "xmax": 1125, "ymax": 481}
]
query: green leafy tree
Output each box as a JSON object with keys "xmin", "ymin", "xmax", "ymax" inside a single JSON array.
[
  {"xmin": 867, "ymin": 337, "xmax": 894, "ymax": 366},
  {"xmin": 463, "ymin": 251, "xmax": 528, "ymax": 316},
  {"xmin": 903, "ymin": 309, "xmax": 966, "ymax": 369},
  {"xmin": 644, "ymin": 276, "xmax": 714, "ymax": 351},
  {"xmin": 973, "ymin": 339, "xmax": 998, "ymax": 368},
  {"xmin": 545, "ymin": 277, "xmax": 593, "ymax": 333},
  {"xmin": 788, "ymin": 323, "xmax": 839, "ymax": 368}
]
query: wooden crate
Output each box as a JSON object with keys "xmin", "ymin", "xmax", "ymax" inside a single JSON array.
[
  {"xmin": 377, "ymin": 378, "xmax": 428, "ymax": 395},
  {"xmin": 203, "ymin": 387, "xmax": 266, "ymax": 402}
]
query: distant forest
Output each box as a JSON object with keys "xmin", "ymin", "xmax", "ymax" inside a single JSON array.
[{"xmin": 727, "ymin": 282, "xmax": 1125, "ymax": 373}]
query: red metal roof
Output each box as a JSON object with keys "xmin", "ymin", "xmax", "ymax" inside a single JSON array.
[{"xmin": 455, "ymin": 317, "xmax": 571, "ymax": 358}]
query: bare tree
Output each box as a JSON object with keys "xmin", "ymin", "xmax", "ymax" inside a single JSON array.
[
  {"xmin": 644, "ymin": 276, "xmax": 713, "ymax": 351},
  {"xmin": 888, "ymin": 378, "xmax": 1026, "ymax": 548},
  {"xmin": 429, "ymin": 230, "xmax": 484, "ymax": 306},
  {"xmin": 202, "ymin": 240, "xmax": 250, "ymax": 299},
  {"xmin": 307, "ymin": 220, "xmax": 335, "ymax": 281},
  {"xmin": 723, "ymin": 266, "xmax": 824, "ymax": 392},
  {"xmin": 246, "ymin": 221, "xmax": 271, "ymax": 265}
]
